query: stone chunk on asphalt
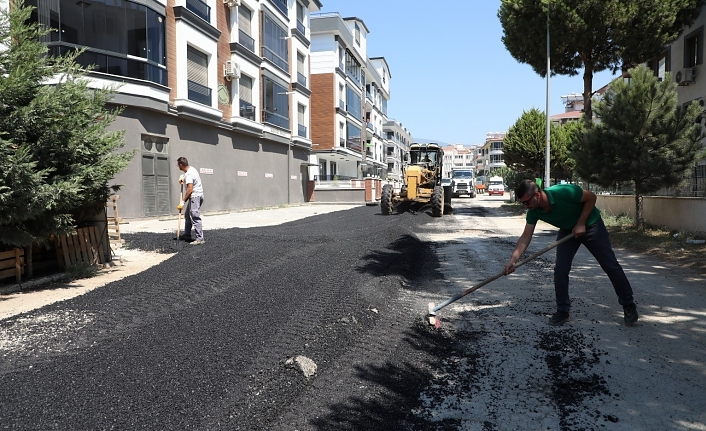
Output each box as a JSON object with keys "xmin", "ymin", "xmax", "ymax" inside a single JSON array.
[{"xmin": 285, "ymin": 355, "xmax": 317, "ymax": 378}]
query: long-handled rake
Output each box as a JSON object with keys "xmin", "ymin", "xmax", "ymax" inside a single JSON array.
[
  {"xmin": 176, "ymin": 182, "xmax": 184, "ymax": 248},
  {"xmin": 428, "ymin": 234, "xmax": 574, "ymax": 327}
]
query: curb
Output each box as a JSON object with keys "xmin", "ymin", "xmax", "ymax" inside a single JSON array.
[{"xmin": 0, "ymin": 272, "xmax": 69, "ymax": 295}]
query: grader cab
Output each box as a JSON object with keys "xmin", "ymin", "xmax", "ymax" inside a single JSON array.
[{"xmin": 380, "ymin": 143, "xmax": 452, "ymax": 217}]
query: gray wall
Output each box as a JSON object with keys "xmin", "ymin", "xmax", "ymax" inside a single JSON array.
[
  {"xmin": 110, "ymin": 107, "xmax": 309, "ymax": 219},
  {"xmin": 597, "ymin": 195, "xmax": 706, "ymax": 233}
]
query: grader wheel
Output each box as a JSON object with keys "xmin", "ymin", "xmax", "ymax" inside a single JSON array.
[
  {"xmin": 380, "ymin": 184, "xmax": 393, "ymax": 215},
  {"xmin": 431, "ymin": 186, "xmax": 444, "ymax": 217}
]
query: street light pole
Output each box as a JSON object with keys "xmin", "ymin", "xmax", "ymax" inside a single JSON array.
[{"xmin": 544, "ymin": 11, "xmax": 551, "ymax": 189}]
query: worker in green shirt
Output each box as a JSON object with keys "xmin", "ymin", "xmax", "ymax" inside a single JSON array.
[{"xmin": 504, "ymin": 179, "xmax": 638, "ymax": 326}]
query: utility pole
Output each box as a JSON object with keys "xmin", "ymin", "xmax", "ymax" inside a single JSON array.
[{"xmin": 544, "ymin": 11, "xmax": 551, "ymax": 189}]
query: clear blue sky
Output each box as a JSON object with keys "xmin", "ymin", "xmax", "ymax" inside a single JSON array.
[{"xmin": 318, "ymin": 0, "xmax": 618, "ymax": 146}]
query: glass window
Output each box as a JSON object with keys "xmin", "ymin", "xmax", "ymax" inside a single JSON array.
[
  {"xmin": 126, "ymin": 2, "xmax": 147, "ymax": 58},
  {"xmin": 346, "ymin": 123, "xmax": 361, "ymax": 151},
  {"xmin": 27, "ymin": 0, "xmax": 166, "ymax": 86},
  {"xmin": 263, "ymin": 14, "xmax": 288, "ymax": 71},
  {"xmin": 263, "ymin": 76, "xmax": 289, "ymax": 129},
  {"xmin": 346, "ymin": 85, "xmax": 360, "ymax": 118}
]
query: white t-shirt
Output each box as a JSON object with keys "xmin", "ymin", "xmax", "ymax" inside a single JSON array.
[{"xmin": 184, "ymin": 166, "xmax": 204, "ymax": 198}]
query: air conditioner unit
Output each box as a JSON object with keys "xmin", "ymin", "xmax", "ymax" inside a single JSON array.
[
  {"xmin": 224, "ymin": 61, "xmax": 240, "ymax": 81},
  {"xmin": 676, "ymin": 67, "xmax": 699, "ymax": 85},
  {"xmin": 224, "ymin": 0, "xmax": 240, "ymax": 7}
]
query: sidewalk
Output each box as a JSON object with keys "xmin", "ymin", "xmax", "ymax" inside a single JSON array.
[
  {"xmin": 0, "ymin": 203, "xmax": 363, "ymax": 320},
  {"xmin": 119, "ymin": 203, "xmax": 363, "ymax": 234}
]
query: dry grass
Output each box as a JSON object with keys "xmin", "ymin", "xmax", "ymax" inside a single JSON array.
[
  {"xmin": 602, "ymin": 214, "xmax": 706, "ymax": 276},
  {"xmin": 501, "ymin": 202, "xmax": 706, "ymax": 276}
]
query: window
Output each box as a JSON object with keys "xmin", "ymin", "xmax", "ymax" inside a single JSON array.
[
  {"xmin": 296, "ymin": 3, "xmax": 305, "ymax": 34},
  {"xmin": 263, "ymin": 76, "xmax": 289, "ymax": 129},
  {"xmin": 346, "ymin": 85, "xmax": 361, "ymax": 118},
  {"xmin": 339, "ymin": 84, "xmax": 345, "ymax": 109},
  {"xmin": 27, "ymin": 0, "xmax": 167, "ymax": 86},
  {"xmin": 187, "ymin": 47, "xmax": 211, "ymax": 106},
  {"xmin": 238, "ymin": 6, "xmax": 255, "ymax": 53},
  {"xmin": 263, "ymin": 14, "xmax": 288, "ymax": 71},
  {"xmin": 345, "ymin": 50, "xmax": 361, "ymax": 84},
  {"xmin": 346, "ymin": 123, "xmax": 361, "ymax": 151},
  {"xmin": 239, "ymin": 75, "xmax": 255, "ymax": 120},
  {"xmin": 648, "ymin": 50, "xmax": 669, "ymax": 81},
  {"xmin": 339, "ymin": 122, "xmax": 345, "ymax": 146},
  {"xmin": 297, "ymin": 52, "xmax": 307, "ymax": 86},
  {"xmin": 338, "ymin": 46, "xmax": 345, "ymax": 71},
  {"xmin": 354, "ymin": 23, "xmax": 360, "ymax": 45},
  {"xmin": 297, "ymin": 104, "xmax": 307, "ymax": 138},
  {"xmin": 684, "ymin": 27, "xmax": 704, "ymax": 68}
]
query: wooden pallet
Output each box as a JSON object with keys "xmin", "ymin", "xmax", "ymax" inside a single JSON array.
[
  {"xmin": 55, "ymin": 226, "xmax": 107, "ymax": 269},
  {"xmin": 0, "ymin": 248, "xmax": 25, "ymax": 283},
  {"xmin": 106, "ymin": 195, "xmax": 124, "ymax": 250}
]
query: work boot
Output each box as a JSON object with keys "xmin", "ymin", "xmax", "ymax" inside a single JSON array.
[
  {"xmin": 549, "ymin": 311, "xmax": 570, "ymax": 326},
  {"xmin": 623, "ymin": 303, "xmax": 638, "ymax": 326},
  {"xmin": 174, "ymin": 234, "xmax": 191, "ymax": 241}
]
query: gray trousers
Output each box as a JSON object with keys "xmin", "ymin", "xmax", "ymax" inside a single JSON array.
[{"xmin": 184, "ymin": 196, "xmax": 204, "ymax": 240}]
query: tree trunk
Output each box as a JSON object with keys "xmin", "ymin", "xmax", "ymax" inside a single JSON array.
[
  {"xmin": 634, "ymin": 193, "xmax": 644, "ymax": 232},
  {"xmin": 583, "ymin": 62, "xmax": 594, "ymax": 122}
]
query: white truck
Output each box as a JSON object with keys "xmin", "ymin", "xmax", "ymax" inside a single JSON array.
[
  {"xmin": 450, "ymin": 168, "xmax": 476, "ymax": 198},
  {"xmin": 488, "ymin": 175, "xmax": 505, "ymax": 196}
]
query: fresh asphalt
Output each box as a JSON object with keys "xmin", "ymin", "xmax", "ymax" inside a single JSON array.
[{"xmin": 1, "ymin": 199, "xmax": 705, "ymax": 430}]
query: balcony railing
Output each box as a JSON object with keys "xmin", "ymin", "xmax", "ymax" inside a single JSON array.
[
  {"xmin": 263, "ymin": 109, "xmax": 289, "ymax": 129},
  {"xmin": 339, "ymin": 100, "xmax": 345, "ymax": 110},
  {"xmin": 186, "ymin": 0, "xmax": 210, "ymax": 22},
  {"xmin": 296, "ymin": 19, "xmax": 305, "ymax": 35},
  {"xmin": 298, "ymin": 124, "xmax": 307, "ymax": 138},
  {"xmin": 188, "ymin": 80, "xmax": 211, "ymax": 106},
  {"xmin": 297, "ymin": 72, "xmax": 307, "ymax": 87},
  {"xmin": 239, "ymin": 29, "xmax": 255, "ymax": 53},
  {"xmin": 239, "ymin": 100, "xmax": 256, "ymax": 120},
  {"xmin": 262, "ymin": 46, "xmax": 288, "ymax": 71},
  {"xmin": 269, "ymin": 0, "xmax": 288, "ymax": 15}
]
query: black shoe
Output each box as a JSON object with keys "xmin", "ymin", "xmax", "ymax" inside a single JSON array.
[
  {"xmin": 174, "ymin": 234, "xmax": 191, "ymax": 241},
  {"xmin": 623, "ymin": 303, "xmax": 638, "ymax": 326},
  {"xmin": 549, "ymin": 311, "xmax": 570, "ymax": 326}
]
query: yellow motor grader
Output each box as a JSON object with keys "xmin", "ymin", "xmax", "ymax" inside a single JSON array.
[{"xmin": 380, "ymin": 143, "xmax": 452, "ymax": 217}]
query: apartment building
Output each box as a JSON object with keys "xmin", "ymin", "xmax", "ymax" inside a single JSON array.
[
  {"xmin": 383, "ymin": 120, "xmax": 412, "ymax": 183},
  {"xmin": 23, "ymin": 0, "xmax": 322, "ymax": 219},
  {"xmin": 309, "ymin": 13, "xmax": 392, "ymax": 182},
  {"xmin": 442, "ymin": 144, "xmax": 476, "ymax": 178},
  {"xmin": 479, "ymin": 132, "xmax": 506, "ymax": 175}
]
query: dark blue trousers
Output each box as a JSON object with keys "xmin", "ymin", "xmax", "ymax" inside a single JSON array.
[{"xmin": 554, "ymin": 219, "xmax": 634, "ymax": 312}]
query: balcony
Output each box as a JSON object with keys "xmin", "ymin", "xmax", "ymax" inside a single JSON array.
[
  {"xmin": 188, "ymin": 80, "xmax": 212, "ymax": 106},
  {"xmin": 263, "ymin": 109, "xmax": 289, "ymax": 129},
  {"xmin": 298, "ymin": 124, "xmax": 307, "ymax": 138},
  {"xmin": 186, "ymin": 0, "xmax": 210, "ymax": 22},
  {"xmin": 296, "ymin": 20, "xmax": 305, "ymax": 35},
  {"xmin": 262, "ymin": 46, "xmax": 288, "ymax": 71},
  {"xmin": 239, "ymin": 100, "xmax": 256, "ymax": 120},
  {"xmin": 339, "ymin": 100, "xmax": 345, "ymax": 110},
  {"xmin": 239, "ymin": 29, "xmax": 255, "ymax": 53},
  {"xmin": 269, "ymin": 0, "xmax": 288, "ymax": 15},
  {"xmin": 297, "ymin": 72, "xmax": 307, "ymax": 87}
]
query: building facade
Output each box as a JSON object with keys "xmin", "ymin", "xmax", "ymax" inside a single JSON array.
[
  {"xmin": 309, "ymin": 13, "xmax": 394, "ymax": 182},
  {"xmin": 383, "ymin": 120, "xmax": 412, "ymax": 183},
  {"xmin": 442, "ymin": 144, "xmax": 476, "ymax": 178},
  {"xmin": 23, "ymin": 0, "xmax": 322, "ymax": 219}
]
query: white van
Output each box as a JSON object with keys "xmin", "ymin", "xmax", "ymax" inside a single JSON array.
[{"xmin": 488, "ymin": 176, "xmax": 505, "ymax": 196}]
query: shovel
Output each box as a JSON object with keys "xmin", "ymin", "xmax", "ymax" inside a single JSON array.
[{"xmin": 428, "ymin": 234, "xmax": 574, "ymax": 327}]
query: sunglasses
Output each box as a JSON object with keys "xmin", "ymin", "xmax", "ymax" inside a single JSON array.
[{"xmin": 520, "ymin": 193, "xmax": 537, "ymax": 206}]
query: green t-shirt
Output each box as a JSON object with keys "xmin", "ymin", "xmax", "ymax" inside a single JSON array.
[{"xmin": 525, "ymin": 184, "xmax": 601, "ymax": 230}]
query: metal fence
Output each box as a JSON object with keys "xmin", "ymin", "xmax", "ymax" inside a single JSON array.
[{"xmin": 585, "ymin": 165, "xmax": 706, "ymax": 198}]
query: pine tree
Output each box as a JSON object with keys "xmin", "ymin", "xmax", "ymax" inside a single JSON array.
[
  {"xmin": 503, "ymin": 108, "xmax": 576, "ymax": 183},
  {"xmin": 0, "ymin": 0, "xmax": 134, "ymax": 248},
  {"xmin": 498, "ymin": 0, "xmax": 704, "ymax": 121},
  {"xmin": 574, "ymin": 65, "xmax": 706, "ymax": 231}
]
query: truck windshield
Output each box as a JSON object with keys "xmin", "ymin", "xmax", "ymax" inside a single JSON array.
[{"xmin": 452, "ymin": 171, "xmax": 473, "ymax": 178}]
